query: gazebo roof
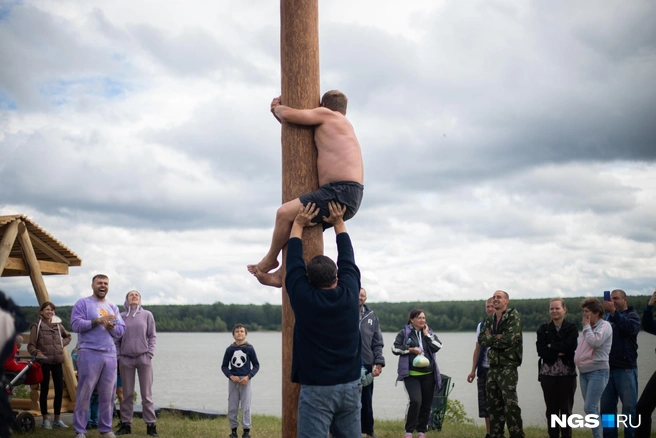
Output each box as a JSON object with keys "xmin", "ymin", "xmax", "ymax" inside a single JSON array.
[{"xmin": 0, "ymin": 214, "xmax": 82, "ymax": 277}]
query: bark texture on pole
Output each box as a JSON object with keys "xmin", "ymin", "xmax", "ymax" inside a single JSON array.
[
  {"xmin": 17, "ymin": 222, "xmax": 50, "ymax": 305},
  {"xmin": 280, "ymin": 0, "xmax": 321, "ymax": 436}
]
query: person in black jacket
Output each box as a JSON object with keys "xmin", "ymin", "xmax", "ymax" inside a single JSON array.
[
  {"xmin": 600, "ymin": 289, "xmax": 640, "ymax": 438},
  {"xmin": 358, "ymin": 287, "xmax": 384, "ymax": 438},
  {"xmin": 285, "ymin": 201, "xmax": 362, "ymax": 438},
  {"xmin": 536, "ymin": 298, "xmax": 578, "ymax": 438}
]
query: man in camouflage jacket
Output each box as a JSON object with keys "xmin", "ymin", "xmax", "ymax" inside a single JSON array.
[{"xmin": 478, "ymin": 290, "xmax": 525, "ymax": 438}]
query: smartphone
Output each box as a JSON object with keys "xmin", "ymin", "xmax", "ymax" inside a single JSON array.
[{"xmin": 604, "ymin": 291, "xmax": 611, "ymax": 301}]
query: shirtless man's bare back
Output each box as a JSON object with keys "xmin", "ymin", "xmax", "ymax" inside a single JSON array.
[{"xmin": 247, "ymin": 90, "xmax": 364, "ymax": 288}]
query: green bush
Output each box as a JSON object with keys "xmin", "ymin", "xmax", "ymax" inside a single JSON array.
[
  {"xmin": 11, "ymin": 384, "xmax": 31, "ymax": 399},
  {"xmin": 444, "ymin": 398, "xmax": 474, "ymax": 425}
]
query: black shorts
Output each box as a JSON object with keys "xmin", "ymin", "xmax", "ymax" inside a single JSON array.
[{"xmin": 299, "ymin": 181, "xmax": 364, "ymax": 229}]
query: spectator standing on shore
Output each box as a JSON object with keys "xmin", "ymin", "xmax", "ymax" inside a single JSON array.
[
  {"xmin": 115, "ymin": 290, "xmax": 158, "ymax": 437},
  {"xmin": 574, "ymin": 298, "xmax": 612, "ymax": 438},
  {"xmin": 71, "ymin": 274, "xmax": 125, "ymax": 438},
  {"xmin": 478, "ymin": 290, "xmax": 525, "ymax": 438},
  {"xmin": 359, "ymin": 287, "xmax": 385, "ymax": 438},
  {"xmin": 467, "ymin": 297, "xmax": 495, "ymax": 438},
  {"xmin": 536, "ymin": 298, "xmax": 578, "ymax": 438},
  {"xmin": 27, "ymin": 301, "xmax": 72, "ymax": 430},
  {"xmin": 221, "ymin": 323, "xmax": 260, "ymax": 438},
  {"xmin": 393, "ymin": 309, "xmax": 443, "ymax": 438},
  {"xmin": 635, "ymin": 290, "xmax": 656, "ymax": 438},
  {"xmin": 601, "ymin": 289, "xmax": 640, "ymax": 438}
]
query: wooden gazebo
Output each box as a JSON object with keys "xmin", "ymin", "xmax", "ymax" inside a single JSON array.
[{"xmin": 0, "ymin": 214, "xmax": 82, "ymax": 412}]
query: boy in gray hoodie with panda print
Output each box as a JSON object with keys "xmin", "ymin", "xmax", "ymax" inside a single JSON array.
[{"xmin": 115, "ymin": 290, "xmax": 158, "ymax": 437}]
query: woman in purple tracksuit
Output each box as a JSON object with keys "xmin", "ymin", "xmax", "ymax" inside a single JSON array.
[{"xmin": 115, "ymin": 290, "xmax": 158, "ymax": 437}]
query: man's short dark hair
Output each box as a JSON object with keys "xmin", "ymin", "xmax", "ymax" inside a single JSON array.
[
  {"xmin": 611, "ymin": 289, "xmax": 627, "ymax": 299},
  {"xmin": 92, "ymin": 274, "xmax": 108, "ymax": 283},
  {"xmin": 321, "ymin": 90, "xmax": 348, "ymax": 115},
  {"xmin": 306, "ymin": 255, "xmax": 337, "ymax": 288}
]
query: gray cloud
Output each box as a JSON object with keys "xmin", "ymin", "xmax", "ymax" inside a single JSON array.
[{"xmin": 0, "ymin": 4, "xmax": 129, "ymax": 110}]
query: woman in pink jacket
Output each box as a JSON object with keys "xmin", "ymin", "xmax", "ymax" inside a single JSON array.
[{"xmin": 574, "ymin": 298, "xmax": 612, "ymax": 438}]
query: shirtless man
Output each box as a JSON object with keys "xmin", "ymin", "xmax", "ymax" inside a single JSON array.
[{"xmin": 247, "ymin": 90, "xmax": 364, "ymax": 288}]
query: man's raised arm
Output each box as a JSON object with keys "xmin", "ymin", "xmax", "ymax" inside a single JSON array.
[
  {"xmin": 285, "ymin": 204, "xmax": 320, "ymax": 293},
  {"xmin": 271, "ymin": 95, "xmax": 335, "ymax": 126},
  {"xmin": 323, "ymin": 202, "xmax": 359, "ymax": 288}
]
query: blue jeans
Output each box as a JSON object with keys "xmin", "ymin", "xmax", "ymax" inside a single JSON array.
[
  {"xmin": 601, "ymin": 368, "xmax": 638, "ymax": 438},
  {"xmin": 298, "ymin": 379, "xmax": 361, "ymax": 438},
  {"xmin": 580, "ymin": 369, "xmax": 610, "ymax": 438},
  {"xmin": 88, "ymin": 393, "xmax": 99, "ymax": 425}
]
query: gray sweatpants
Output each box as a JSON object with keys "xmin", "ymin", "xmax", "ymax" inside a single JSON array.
[
  {"xmin": 228, "ymin": 379, "xmax": 252, "ymax": 429},
  {"xmin": 119, "ymin": 353, "xmax": 156, "ymax": 425}
]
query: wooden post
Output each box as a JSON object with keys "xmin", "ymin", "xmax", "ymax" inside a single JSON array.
[
  {"xmin": 0, "ymin": 219, "xmax": 20, "ymax": 277},
  {"xmin": 280, "ymin": 0, "xmax": 321, "ymax": 436},
  {"xmin": 16, "ymin": 222, "xmax": 50, "ymax": 305},
  {"xmin": 15, "ymin": 222, "xmax": 78, "ymax": 401},
  {"xmin": 61, "ymin": 351, "xmax": 77, "ymax": 403}
]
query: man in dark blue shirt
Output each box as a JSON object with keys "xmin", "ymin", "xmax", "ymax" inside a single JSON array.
[
  {"xmin": 601, "ymin": 289, "xmax": 641, "ymax": 438},
  {"xmin": 285, "ymin": 201, "xmax": 362, "ymax": 438}
]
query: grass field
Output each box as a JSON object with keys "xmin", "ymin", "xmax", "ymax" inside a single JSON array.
[{"xmin": 16, "ymin": 411, "xmax": 654, "ymax": 437}]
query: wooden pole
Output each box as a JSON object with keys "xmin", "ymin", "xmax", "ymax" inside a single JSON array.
[
  {"xmin": 0, "ymin": 219, "xmax": 20, "ymax": 277},
  {"xmin": 16, "ymin": 222, "xmax": 50, "ymax": 305},
  {"xmin": 16, "ymin": 221, "xmax": 78, "ymax": 401},
  {"xmin": 280, "ymin": 0, "xmax": 321, "ymax": 436}
]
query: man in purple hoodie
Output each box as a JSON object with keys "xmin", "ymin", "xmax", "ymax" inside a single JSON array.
[
  {"xmin": 115, "ymin": 290, "xmax": 158, "ymax": 437},
  {"xmin": 71, "ymin": 274, "xmax": 126, "ymax": 438}
]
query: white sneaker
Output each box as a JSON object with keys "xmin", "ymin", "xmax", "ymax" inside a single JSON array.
[
  {"xmin": 100, "ymin": 432, "xmax": 117, "ymax": 438},
  {"xmin": 52, "ymin": 419, "xmax": 68, "ymax": 428},
  {"xmin": 41, "ymin": 419, "xmax": 52, "ymax": 429},
  {"xmin": 75, "ymin": 434, "xmax": 86, "ymax": 438}
]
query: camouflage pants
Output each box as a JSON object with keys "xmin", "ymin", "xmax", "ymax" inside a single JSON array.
[{"xmin": 486, "ymin": 366, "xmax": 525, "ymax": 438}]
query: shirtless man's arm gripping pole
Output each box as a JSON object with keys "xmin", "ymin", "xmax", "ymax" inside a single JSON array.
[{"xmin": 247, "ymin": 91, "xmax": 364, "ymax": 288}]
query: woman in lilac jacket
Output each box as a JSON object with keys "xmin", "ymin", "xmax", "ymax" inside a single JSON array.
[{"xmin": 115, "ymin": 290, "xmax": 158, "ymax": 437}]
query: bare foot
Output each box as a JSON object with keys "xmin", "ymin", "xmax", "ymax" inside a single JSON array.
[
  {"xmin": 250, "ymin": 266, "xmax": 283, "ymax": 288},
  {"xmin": 247, "ymin": 258, "xmax": 279, "ymax": 275}
]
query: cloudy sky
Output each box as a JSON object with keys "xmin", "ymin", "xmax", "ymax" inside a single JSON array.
[{"xmin": 1, "ymin": 0, "xmax": 655, "ymax": 307}]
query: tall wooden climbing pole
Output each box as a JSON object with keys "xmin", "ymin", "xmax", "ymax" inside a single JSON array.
[{"xmin": 279, "ymin": 0, "xmax": 322, "ymax": 436}]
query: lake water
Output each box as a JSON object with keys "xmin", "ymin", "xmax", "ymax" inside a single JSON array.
[{"xmin": 69, "ymin": 331, "xmax": 656, "ymax": 428}]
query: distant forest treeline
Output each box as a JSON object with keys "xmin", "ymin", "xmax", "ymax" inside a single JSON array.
[{"xmin": 19, "ymin": 296, "xmax": 653, "ymax": 334}]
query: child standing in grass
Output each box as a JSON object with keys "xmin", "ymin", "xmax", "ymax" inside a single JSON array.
[{"xmin": 221, "ymin": 324, "xmax": 260, "ymax": 438}]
